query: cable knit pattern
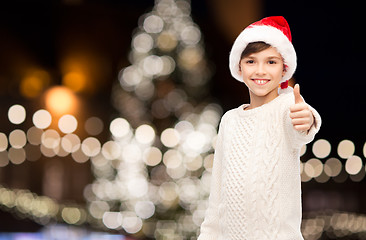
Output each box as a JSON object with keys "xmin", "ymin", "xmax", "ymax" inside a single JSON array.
[{"xmin": 198, "ymin": 87, "xmax": 321, "ymax": 240}]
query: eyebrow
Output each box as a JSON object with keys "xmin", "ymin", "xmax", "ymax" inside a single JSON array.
[
  {"xmin": 243, "ymin": 55, "xmax": 282, "ymax": 60},
  {"xmin": 267, "ymin": 56, "xmax": 282, "ymax": 60}
]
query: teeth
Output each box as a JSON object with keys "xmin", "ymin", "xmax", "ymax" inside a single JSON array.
[{"xmin": 254, "ymin": 79, "xmax": 268, "ymax": 85}]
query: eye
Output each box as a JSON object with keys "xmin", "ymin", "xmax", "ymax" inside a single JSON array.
[
  {"xmin": 268, "ymin": 60, "xmax": 276, "ymax": 64},
  {"xmin": 246, "ymin": 60, "xmax": 254, "ymax": 64}
]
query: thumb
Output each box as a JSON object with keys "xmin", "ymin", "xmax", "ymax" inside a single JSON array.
[{"xmin": 293, "ymin": 84, "xmax": 303, "ymax": 104}]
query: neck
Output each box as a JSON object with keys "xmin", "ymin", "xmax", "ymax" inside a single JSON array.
[{"xmin": 247, "ymin": 89, "xmax": 279, "ymax": 110}]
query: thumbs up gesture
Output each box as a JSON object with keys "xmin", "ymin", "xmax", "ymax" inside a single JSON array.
[{"xmin": 289, "ymin": 84, "xmax": 314, "ymax": 132}]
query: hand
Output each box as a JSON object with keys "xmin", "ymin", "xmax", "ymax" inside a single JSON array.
[{"xmin": 289, "ymin": 84, "xmax": 314, "ymax": 132}]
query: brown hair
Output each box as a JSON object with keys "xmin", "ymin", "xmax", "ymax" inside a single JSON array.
[
  {"xmin": 240, "ymin": 41, "xmax": 271, "ymax": 60},
  {"xmin": 240, "ymin": 41, "xmax": 286, "ymax": 72}
]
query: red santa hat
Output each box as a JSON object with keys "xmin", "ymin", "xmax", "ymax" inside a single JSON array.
[{"xmin": 229, "ymin": 16, "xmax": 296, "ymax": 89}]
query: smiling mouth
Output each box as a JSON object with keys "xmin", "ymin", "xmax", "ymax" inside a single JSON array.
[{"xmin": 252, "ymin": 79, "xmax": 270, "ymax": 85}]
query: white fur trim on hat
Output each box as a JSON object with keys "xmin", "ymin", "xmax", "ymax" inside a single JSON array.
[{"xmin": 229, "ymin": 25, "xmax": 297, "ymax": 83}]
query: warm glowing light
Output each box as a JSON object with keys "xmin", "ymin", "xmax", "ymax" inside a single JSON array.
[
  {"xmin": 20, "ymin": 70, "xmax": 50, "ymax": 98},
  {"xmin": 8, "ymin": 105, "xmax": 26, "ymax": 125},
  {"xmin": 62, "ymin": 71, "xmax": 87, "ymax": 93},
  {"xmin": 44, "ymin": 86, "xmax": 78, "ymax": 116}
]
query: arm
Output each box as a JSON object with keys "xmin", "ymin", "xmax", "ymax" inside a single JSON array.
[{"xmin": 198, "ymin": 117, "xmax": 225, "ymax": 240}]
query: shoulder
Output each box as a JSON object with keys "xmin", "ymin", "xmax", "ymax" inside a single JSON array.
[{"xmin": 221, "ymin": 106, "xmax": 241, "ymax": 122}]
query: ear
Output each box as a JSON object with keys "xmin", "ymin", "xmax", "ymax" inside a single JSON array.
[
  {"xmin": 238, "ymin": 60, "xmax": 243, "ymax": 75},
  {"xmin": 282, "ymin": 64, "xmax": 287, "ymax": 76}
]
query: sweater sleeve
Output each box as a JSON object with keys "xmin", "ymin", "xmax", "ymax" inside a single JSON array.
[
  {"xmin": 284, "ymin": 97, "xmax": 322, "ymax": 149},
  {"xmin": 197, "ymin": 115, "xmax": 226, "ymax": 240}
]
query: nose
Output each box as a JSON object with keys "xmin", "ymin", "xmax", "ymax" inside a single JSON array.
[{"xmin": 255, "ymin": 63, "xmax": 266, "ymax": 76}]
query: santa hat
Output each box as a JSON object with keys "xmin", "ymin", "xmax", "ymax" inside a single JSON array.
[{"xmin": 229, "ymin": 16, "xmax": 296, "ymax": 89}]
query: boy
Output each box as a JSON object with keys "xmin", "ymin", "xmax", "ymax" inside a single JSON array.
[{"xmin": 198, "ymin": 16, "xmax": 321, "ymax": 240}]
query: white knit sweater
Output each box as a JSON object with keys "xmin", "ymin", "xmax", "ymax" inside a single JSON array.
[{"xmin": 198, "ymin": 87, "xmax": 321, "ymax": 240}]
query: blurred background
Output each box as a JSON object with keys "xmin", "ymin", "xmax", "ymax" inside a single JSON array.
[{"xmin": 0, "ymin": 0, "xmax": 362, "ymax": 239}]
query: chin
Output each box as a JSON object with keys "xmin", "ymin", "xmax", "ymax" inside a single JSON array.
[{"xmin": 250, "ymin": 88, "xmax": 271, "ymax": 96}]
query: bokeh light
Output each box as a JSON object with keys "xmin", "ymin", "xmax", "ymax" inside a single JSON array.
[
  {"xmin": 324, "ymin": 158, "xmax": 342, "ymax": 177},
  {"xmin": 8, "ymin": 147, "xmax": 26, "ymax": 165},
  {"xmin": 161, "ymin": 128, "xmax": 180, "ymax": 148},
  {"xmin": 300, "ymin": 145, "xmax": 307, "ymax": 157},
  {"xmin": 20, "ymin": 69, "xmax": 50, "ymax": 98},
  {"xmin": 102, "ymin": 211, "xmax": 123, "ymax": 229},
  {"xmin": 0, "ymin": 151, "xmax": 9, "ymax": 167},
  {"xmin": 58, "ymin": 114, "xmax": 78, "ymax": 134},
  {"xmin": 337, "ymin": 139, "xmax": 355, "ymax": 159},
  {"xmin": 9, "ymin": 130, "xmax": 27, "ymax": 149},
  {"xmin": 135, "ymin": 124, "xmax": 155, "ymax": 145},
  {"xmin": 312, "ymin": 139, "xmax": 331, "ymax": 159},
  {"xmin": 133, "ymin": 33, "xmax": 154, "ymax": 53},
  {"xmin": 85, "ymin": 117, "xmax": 104, "ymax": 136},
  {"xmin": 61, "ymin": 134, "xmax": 81, "ymax": 153},
  {"xmin": 345, "ymin": 155, "xmax": 363, "ymax": 175},
  {"xmin": 27, "ymin": 127, "xmax": 43, "ymax": 145},
  {"xmin": 110, "ymin": 118, "xmax": 130, "ymax": 138},
  {"xmin": 304, "ymin": 158, "xmax": 323, "ymax": 179},
  {"xmin": 33, "ymin": 109, "xmax": 52, "ymax": 129},
  {"xmin": 143, "ymin": 15, "xmax": 164, "ymax": 33},
  {"xmin": 135, "ymin": 201, "xmax": 155, "ymax": 219},
  {"xmin": 101, "ymin": 141, "xmax": 121, "ymax": 160},
  {"xmin": 81, "ymin": 137, "xmax": 101, "ymax": 157},
  {"xmin": 143, "ymin": 147, "xmax": 162, "ymax": 166},
  {"xmin": 121, "ymin": 212, "xmax": 143, "ymax": 234},
  {"xmin": 44, "ymin": 86, "xmax": 78, "ymax": 116},
  {"xmin": 8, "ymin": 105, "xmax": 26, "ymax": 125},
  {"xmin": 61, "ymin": 207, "xmax": 82, "ymax": 225},
  {"xmin": 62, "ymin": 71, "xmax": 87, "ymax": 93},
  {"xmin": 0, "ymin": 133, "xmax": 8, "ymax": 151},
  {"xmin": 41, "ymin": 129, "xmax": 60, "ymax": 149}
]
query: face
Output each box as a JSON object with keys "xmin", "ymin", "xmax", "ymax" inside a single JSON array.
[{"xmin": 239, "ymin": 46, "xmax": 285, "ymax": 102}]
